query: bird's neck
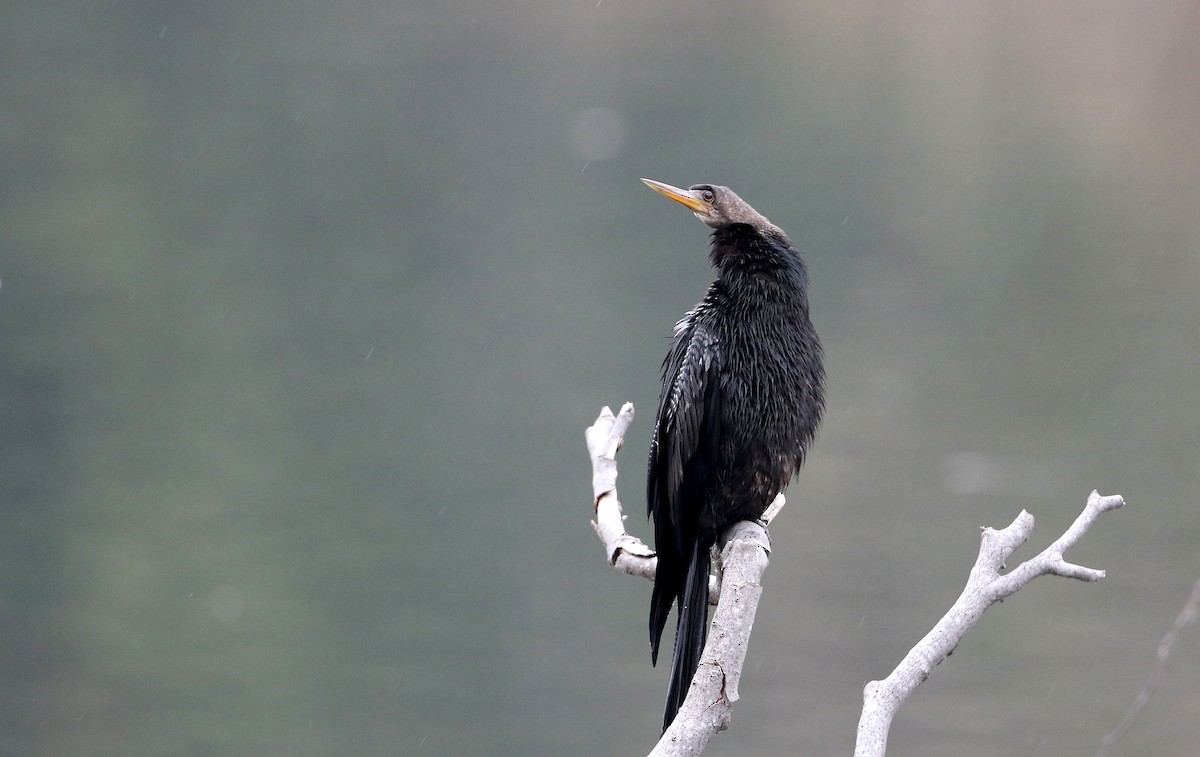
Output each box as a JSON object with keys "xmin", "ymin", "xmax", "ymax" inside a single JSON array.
[{"xmin": 709, "ymin": 224, "xmax": 806, "ymax": 283}]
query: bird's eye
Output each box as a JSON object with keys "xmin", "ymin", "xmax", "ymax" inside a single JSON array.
[{"xmin": 701, "ymin": 189, "xmax": 715, "ymax": 203}]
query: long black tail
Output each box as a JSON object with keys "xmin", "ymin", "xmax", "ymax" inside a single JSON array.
[{"xmin": 661, "ymin": 541, "xmax": 710, "ymax": 732}]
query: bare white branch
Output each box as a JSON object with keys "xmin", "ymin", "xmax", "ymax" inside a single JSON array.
[
  {"xmin": 648, "ymin": 521, "xmax": 771, "ymax": 757},
  {"xmin": 854, "ymin": 491, "xmax": 1125, "ymax": 757},
  {"xmin": 587, "ymin": 404, "xmax": 657, "ymax": 578},
  {"xmin": 589, "ymin": 406, "xmax": 1124, "ymax": 757},
  {"xmin": 586, "ymin": 405, "xmax": 777, "ymax": 755},
  {"xmin": 760, "ymin": 492, "xmax": 787, "ymax": 525}
]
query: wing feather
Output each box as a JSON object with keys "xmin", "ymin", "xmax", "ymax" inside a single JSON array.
[
  {"xmin": 649, "ymin": 312, "xmax": 724, "ymax": 553},
  {"xmin": 648, "ymin": 309, "xmax": 722, "ymax": 663}
]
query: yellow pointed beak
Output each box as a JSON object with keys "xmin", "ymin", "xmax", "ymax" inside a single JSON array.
[{"xmin": 641, "ymin": 178, "xmax": 710, "ymax": 214}]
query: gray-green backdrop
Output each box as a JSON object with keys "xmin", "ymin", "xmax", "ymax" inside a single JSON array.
[{"xmin": 3, "ymin": 2, "xmax": 1199, "ymax": 755}]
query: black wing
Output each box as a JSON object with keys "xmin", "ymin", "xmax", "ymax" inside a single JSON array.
[
  {"xmin": 648, "ymin": 313, "xmax": 721, "ymax": 524},
  {"xmin": 647, "ymin": 311, "xmax": 723, "ymax": 663}
]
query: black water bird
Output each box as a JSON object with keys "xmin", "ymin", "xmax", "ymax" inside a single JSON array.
[{"xmin": 642, "ymin": 178, "xmax": 825, "ymax": 732}]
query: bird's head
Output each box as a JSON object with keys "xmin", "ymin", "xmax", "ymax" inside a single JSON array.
[{"xmin": 641, "ymin": 178, "xmax": 770, "ymax": 230}]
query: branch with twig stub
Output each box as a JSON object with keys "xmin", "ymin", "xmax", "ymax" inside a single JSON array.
[
  {"xmin": 587, "ymin": 403, "xmax": 657, "ymax": 580},
  {"xmin": 854, "ymin": 491, "xmax": 1126, "ymax": 757},
  {"xmin": 587, "ymin": 404, "xmax": 781, "ymax": 756},
  {"xmin": 588, "ymin": 404, "xmax": 1126, "ymax": 756}
]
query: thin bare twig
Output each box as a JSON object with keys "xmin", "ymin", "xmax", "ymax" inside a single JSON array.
[{"xmin": 1095, "ymin": 575, "xmax": 1200, "ymax": 757}]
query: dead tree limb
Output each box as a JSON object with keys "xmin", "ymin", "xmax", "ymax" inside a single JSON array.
[
  {"xmin": 854, "ymin": 491, "xmax": 1126, "ymax": 757},
  {"xmin": 586, "ymin": 404, "xmax": 780, "ymax": 755},
  {"xmin": 587, "ymin": 404, "xmax": 1125, "ymax": 756}
]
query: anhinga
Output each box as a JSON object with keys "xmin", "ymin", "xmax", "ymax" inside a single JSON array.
[{"xmin": 642, "ymin": 178, "xmax": 825, "ymax": 732}]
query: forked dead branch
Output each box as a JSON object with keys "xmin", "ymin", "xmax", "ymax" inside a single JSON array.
[{"xmin": 586, "ymin": 403, "xmax": 1125, "ymax": 757}]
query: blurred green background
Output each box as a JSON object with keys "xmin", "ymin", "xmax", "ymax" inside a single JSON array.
[{"xmin": 3, "ymin": 2, "xmax": 1199, "ymax": 755}]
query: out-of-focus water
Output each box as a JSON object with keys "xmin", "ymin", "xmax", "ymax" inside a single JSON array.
[{"xmin": 2, "ymin": 3, "xmax": 1199, "ymax": 755}]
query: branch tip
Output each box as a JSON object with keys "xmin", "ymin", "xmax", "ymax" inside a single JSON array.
[
  {"xmin": 761, "ymin": 493, "xmax": 786, "ymax": 524},
  {"xmin": 853, "ymin": 490, "xmax": 1123, "ymax": 757}
]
